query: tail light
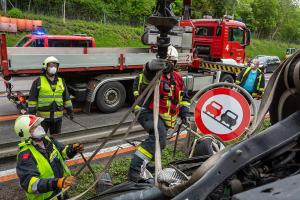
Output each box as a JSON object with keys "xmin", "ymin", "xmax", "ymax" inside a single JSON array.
[{"xmin": 18, "ymin": 95, "xmax": 26, "ymax": 103}]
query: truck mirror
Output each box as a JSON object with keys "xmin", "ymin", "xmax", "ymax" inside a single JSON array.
[{"xmin": 245, "ymin": 28, "xmax": 251, "ymax": 46}]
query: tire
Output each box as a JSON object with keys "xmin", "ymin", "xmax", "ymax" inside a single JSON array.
[
  {"xmin": 193, "ymin": 138, "xmax": 214, "ymax": 157},
  {"xmin": 95, "ymin": 81, "xmax": 126, "ymax": 113},
  {"xmin": 220, "ymin": 73, "xmax": 234, "ymax": 83}
]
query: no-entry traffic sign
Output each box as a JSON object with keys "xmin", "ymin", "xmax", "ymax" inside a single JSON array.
[{"xmin": 194, "ymin": 87, "xmax": 251, "ymax": 141}]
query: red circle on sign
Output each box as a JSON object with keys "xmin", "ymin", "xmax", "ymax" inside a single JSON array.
[{"xmin": 194, "ymin": 87, "xmax": 250, "ymax": 141}]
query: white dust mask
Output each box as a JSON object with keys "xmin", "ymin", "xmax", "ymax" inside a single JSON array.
[
  {"xmin": 47, "ymin": 67, "xmax": 57, "ymax": 75},
  {"xmin": 31, "ymin": 126, "xmax": 46, "ymax": 139}
]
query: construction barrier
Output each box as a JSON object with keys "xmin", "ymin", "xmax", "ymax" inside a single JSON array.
[
  {"xmin": 0, "ymin": 16, "xmax": 9, "ymax": 23},
  {"xmin": 0, "ymin": 16, "xmax": 42, "ymax": 32},
  {"xmin": 25, "ymin": 19, "xmax": 33, "ymax": 31},
  {"xmin": 0, "ymin": 23, "xmax": 17, "ymax": 33}
]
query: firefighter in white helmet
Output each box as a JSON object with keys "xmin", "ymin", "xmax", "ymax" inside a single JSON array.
[
  {"xmin": 28, "ymin": 56, "xmax": 73, "ymax": 135},
  {"xmin": 129, "ymin": 45, "xmax": 190, "ymax": 182},
  {"xmin": 15, "ymin": 114, "xmax": 84, "ymax": 199}
]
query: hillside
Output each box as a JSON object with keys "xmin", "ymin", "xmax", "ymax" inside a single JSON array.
[{"xmin": 5, "ymin": 13, "xmax": 300, "ymax": 60}]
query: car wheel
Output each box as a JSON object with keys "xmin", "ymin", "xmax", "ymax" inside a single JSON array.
[
  {"xmin": 96, "ymin": 81, "xmax": 126, "ymax": 113},
  {"xmin": 220, "ymin": 74, "xmax": 234, "ymax": 83}
]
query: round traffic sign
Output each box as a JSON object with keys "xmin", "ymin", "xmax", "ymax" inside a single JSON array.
[{"xmin": 194, "ymin": 87, "xmax": 251, "ymax": 141}]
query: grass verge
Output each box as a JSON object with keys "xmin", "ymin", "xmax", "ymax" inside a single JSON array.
[{"xmin": 68, "ymin": 145, "xmax": 185, "ymax": 199}]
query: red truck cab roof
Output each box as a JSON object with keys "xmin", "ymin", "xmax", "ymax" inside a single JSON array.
[{"xmin": 15, "ymin": 34, "xmax": 96, "ymax": 48}]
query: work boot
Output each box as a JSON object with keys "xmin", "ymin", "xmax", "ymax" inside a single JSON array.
[{"xmin": 128, "ymin": 168, "xmax": 154, "ymax": 184}]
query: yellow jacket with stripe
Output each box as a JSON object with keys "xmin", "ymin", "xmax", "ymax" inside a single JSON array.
[
  {"xmin": 236, "ymin": 67, "xmax": 265, "ymax": 97},
  {"xmin": 28, "ymin": 75, "xmax": 73, "ymax": 120},
  {"xmin": 16, "ymin": 136, "xmax": 76, "ymax": 200}
]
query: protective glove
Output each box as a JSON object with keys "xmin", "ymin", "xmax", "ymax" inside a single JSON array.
[
  {"xmin": 148, "ymin": 58, "xmax": 166, "ymax": 71},
  {"xmin": 72, "ymin": 143, "xmax": 84, "ymax": 153},
  {"xmin": 57, "ymin": 176, "xmax": 75, "ymax": 189},
  {"xmin": 181, "ymin": 116, "xmax": 188, "ymax": 125}
]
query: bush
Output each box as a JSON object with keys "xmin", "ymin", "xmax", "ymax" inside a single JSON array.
[{"xmin": 7, "ymin": 8, "xmax": 24, "ymax": 18}]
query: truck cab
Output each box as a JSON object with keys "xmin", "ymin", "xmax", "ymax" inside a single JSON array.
[
  {"xmin": 15, "ymin": 33, "xmax": 96, "ymax": 48},
  {"xmin": 181, "ymin": 16, "xmax": 251, "ymax": 64}
]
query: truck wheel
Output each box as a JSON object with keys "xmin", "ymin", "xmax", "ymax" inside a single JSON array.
[
  {"xmin": 96, "ymin": 81, "xmax": 126, "ymax": 113},
  {"xmin": 220, "ymin": 74, "xmax": 234, "ymax": 83}
]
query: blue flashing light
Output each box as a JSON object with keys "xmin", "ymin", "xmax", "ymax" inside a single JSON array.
[{"xmin": 32, "ymin": 26, "xmax": 48, "ymax": 35}]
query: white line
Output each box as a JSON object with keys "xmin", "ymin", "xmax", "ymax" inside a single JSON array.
[{"xmin": 0, "ymin": 142, "xmax": 137, "ymax": 178}]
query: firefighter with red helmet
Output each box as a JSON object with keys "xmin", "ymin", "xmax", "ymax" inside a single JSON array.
[
  {"xmin": 129, "ymin": 46, "xmax": 190, "ymax": 182},
  {"xmin": 15, "ymin": 115, "xmax": 84, "ymax": 199}
]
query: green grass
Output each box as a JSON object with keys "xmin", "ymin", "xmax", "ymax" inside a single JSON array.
[
  {"xmin": 246, "ymin": 38, "xmax": 300, "ymax": 60},
  {"xmin": 5, "ymin": 12, "xmax": 145, "ymax": 48},
  {"xmin": 68, "ymin": 145, "xmax": 185, "ymax": 199}
]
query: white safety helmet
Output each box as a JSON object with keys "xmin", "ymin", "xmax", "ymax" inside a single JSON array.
[
  {"xmin": 43, "ymin": 56, "xmax": 60, "ymax": 69},
  {"xmin": 14, "ymin": 115, "xmax": 44, "ymax": 141},
  {"xmin": 167, "ymin": 45, "xmax": 179, "ymax": 62}
]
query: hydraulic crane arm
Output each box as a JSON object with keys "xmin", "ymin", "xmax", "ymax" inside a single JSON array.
[{"xmin": 183, "ymin": 0, "xmax": 192, "ymax": 20}]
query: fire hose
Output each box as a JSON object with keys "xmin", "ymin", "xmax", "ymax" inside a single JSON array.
[{"xmin": 50, "ymin": 70, "xmax": 163, "ymax": 200}]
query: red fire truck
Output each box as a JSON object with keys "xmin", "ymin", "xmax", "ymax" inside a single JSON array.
[{"xmin": 142, "ymin": 0, "xmax": 250, "ymax": 82}]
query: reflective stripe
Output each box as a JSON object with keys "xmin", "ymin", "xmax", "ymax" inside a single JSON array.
[
  {"xmin": 39, "ymin": 95, "xmax": 63, "ymax": 98},
  {"xmin": 28, "ymin": 105, "xmax": 37, "ymax": 108},
  {"xmin": 38, "ymin": 76, "xmax": 65, "ymax": 110},
  {"xmin": 179, "ymin": 101, "xmax": 190, "ymax": 106},
  {"xmin": 138, "ymin": 73, "xmax": 143, "ymax": 91},
  {"xmin": 62, "ymin": 145, "xmax": 68, "ymax": 159},
  {"xmin": 28, "ymin": 101, "xmax": 37, "ymax": 105},
  {"xmin": 28, "ymin": 177, "xmax": 39, "ymax": 193},
  {"xmin": 64, "ymin": 100, "xmax": 72, "ymax": 108},
  {"xmin": 137, "ymin": 146, "xmax": 153, "ymax": 159},
  {"xmin": 142, "ymin": 74, "xmax": 150, "ymax": 84},
  {"xmin": 160, "ymin": 113, "xmax": 177, "ymax": 128},
  {"xmin": 37, "ymin": 111, "xmax": 64, "ymax": 119}
]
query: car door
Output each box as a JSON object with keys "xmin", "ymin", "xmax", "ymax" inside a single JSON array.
[{"xmin": 227, "ymin": 27, "xmax": 245, "ymax": 63}]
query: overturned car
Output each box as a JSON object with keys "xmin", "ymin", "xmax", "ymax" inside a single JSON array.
[{"xmin": 88, "ymin": 51, "xmax": 300, "ymax": 200}]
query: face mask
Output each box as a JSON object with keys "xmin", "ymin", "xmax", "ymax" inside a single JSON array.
[
  {"xmin": 31, "ymin": 126, "xmax": 46, "ymax": 139},
  {"xmin": 47, "ymin": 67, "xmax": 57, "ymax": 75}
]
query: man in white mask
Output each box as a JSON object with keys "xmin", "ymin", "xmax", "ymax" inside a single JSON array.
[
  {"xmin": 15, "ymin": 115, "xmax": 84, "ymax": 199},
  {"xmin": 28, "ymin": 56, "xmax": 74, "ymax": 135}
]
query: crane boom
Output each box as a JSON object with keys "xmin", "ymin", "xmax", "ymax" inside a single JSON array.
[{"xmin": 183, "ymin": 0, "xmax": 192, "ymax": 19}]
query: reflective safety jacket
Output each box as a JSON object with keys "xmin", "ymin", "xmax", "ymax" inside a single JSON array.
[
  {"xmin": 16, "ymin": 136, "xmax": 76, "ymax": 200},
  {"xmin": 28, "ymin": 76, "xmax": 73, "ymax": 120},
  {"xmin": 236, "ymin": 67, "xmax": 265, "ymax": 97},
  {"xmin": 134, "ymin": 65, "xmax": 190, "ymax": 128}
]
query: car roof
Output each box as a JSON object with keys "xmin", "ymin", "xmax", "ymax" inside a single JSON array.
[{"xmin": 24, "ymin": 34, "xmax": 94, "ymax": 40}]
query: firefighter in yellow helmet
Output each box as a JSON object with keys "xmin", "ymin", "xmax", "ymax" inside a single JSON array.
[
  {"xmin": 28, "ymin": 56, "xmax": 73, "ymax": 135},
  {"xmin": 15, "ymin": 114, "xmax": 84, "ymax": 200}
]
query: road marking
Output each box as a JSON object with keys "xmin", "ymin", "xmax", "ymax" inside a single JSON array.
[
  {"xmin": 0, "ymin": 108, "xmax": 82, "ymax": 122},
  {"xmin": 0, "ymin": 133, "xmax": 187, "ymax": 183}
]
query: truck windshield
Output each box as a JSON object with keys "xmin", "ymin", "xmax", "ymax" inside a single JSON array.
[
  {"xmin": 16, "ymin": 37, "xmax": 30, "ymax": 47},
  {"xmin": 228, "ymin": 28, "xmax": 244, "ymax": 44},
  {"xmin": 196, "ymin": 27, "xmax": 214, "ymax": 36}
]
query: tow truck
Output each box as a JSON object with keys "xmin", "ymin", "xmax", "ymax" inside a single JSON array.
[{"xmin": 142, "ymin": 0, "xmax": 251, "ymax": 82}]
